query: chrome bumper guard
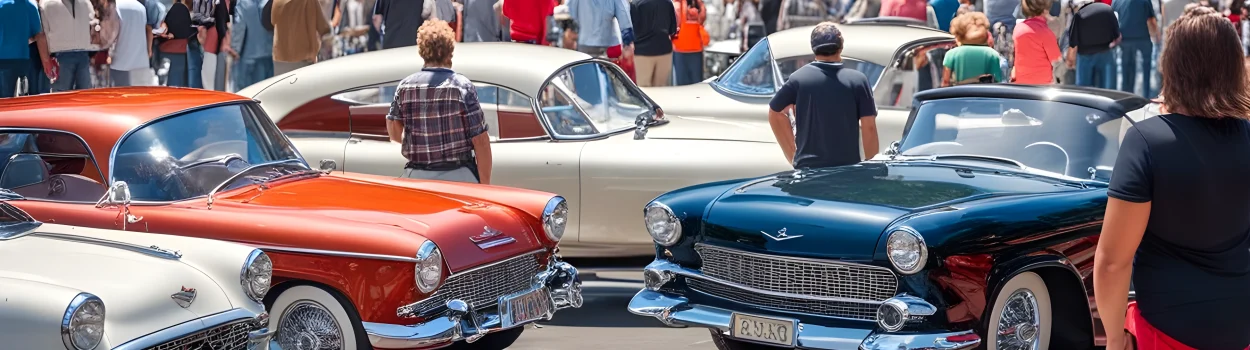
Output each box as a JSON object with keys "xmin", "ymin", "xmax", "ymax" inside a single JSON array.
[
  {"xmin": 630, "ymin": 260, "xmax": 980, "ymax": 350},
  {"xmin": 363, "ymin": 258, "xmax": 583, "ymax": 349}
]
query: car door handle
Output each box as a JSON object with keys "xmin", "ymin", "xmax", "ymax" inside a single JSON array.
[{"xmin": 347, "ymin": 137, "xmax": 362, "ymax": 144}]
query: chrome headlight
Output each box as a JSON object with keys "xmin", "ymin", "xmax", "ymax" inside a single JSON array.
[
  {"xmin": 542, "ymin": 196, "xmax": 569, "ymax": 242},
  {"xmin": 415, "ymin": 241, "xmax": 444, "ymax": 294},
  {"xmin": 62, "ymin": 293, "xmax": 105, "ymax": 350},
  {"xmin": 240, "ymin": 249, "xmax": 273, "ymax": 303},
  {"xmin": 886, "ymin": 228, "xmax": 927, "ymax": 274},
  {"xmin": 644, "ymin": 202, "xmax": 681, "ymax": 246}
]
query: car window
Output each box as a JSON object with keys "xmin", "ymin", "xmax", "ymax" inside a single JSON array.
[
  {"xmin": 874, "ymin": 40, "xmax": 957, "ymax": 109},
  {"xmin": 714, "ymin": 38, "xmax": 777, "ymax": 95},
  {"xmin": 113, "ymin": 103, "xmax": 305, "ymax": 202},
  {"xmin": 777, "ymin": 56, "xmax": 886, "ymax": 88},
  {"xmin": 478, "ymin": 83, "xmax": 545, "ymax": 139},
  {"xmin": 538, "ymin": 61, "xmax": 654, "ymax": 138},
  {"xmin": 0, "ymin": 132, "xmax": 106, "ymax": 202}
]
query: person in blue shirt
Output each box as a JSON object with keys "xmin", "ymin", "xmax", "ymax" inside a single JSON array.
[
  {"xmin": 568, "ymin": 0, "xmax": 635, "ymax": 59},
  {"xmin": 227, "ymin": 0, "xmax": 274, "ymax": 91},
  {"xmin": 0, "ymin": 0, "xmax": 49, "ymax": 97},
  {"xmin": 931, "ymin": 0, "xmax": 960, "ymax": 31},
  {"xmin": 1112, "ymin": 0, "xmax": 1159, "ymax": 97}
]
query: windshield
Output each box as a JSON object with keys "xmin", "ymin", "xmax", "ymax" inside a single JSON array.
[
  {"xmin": 112, "ymin": 103, "xmax": 306, "ymax": 201},
  {"xmin": 717, "ymin": 38, "xmax": 886, "ymax": 95},
  {"xmin": 899, "ymin": 98, "xmax": 1138, "ymax": 179},
  {"xmin": 538, "ymin": 61, "xmax": 654, "ymax": 137}
]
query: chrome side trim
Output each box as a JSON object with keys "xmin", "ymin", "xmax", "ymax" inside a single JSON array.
[
  {"xmin": 30, "ymin": 231, "xmax": 182, "ymax": 259},
  {"xmin": 647, "ymin": 259, "xmax": 885, "ymax": 305},
  {"xmin": 475, "ymin": 237, "xmax": 517, "ymax": 249},
  {"xmin": 693, "ymin": 243, "xmax": 896, "ymax": 274},
  {"xmin": 254, "ymin": 245, "xmax": 421, "ymax": 263},
  {"xmin": 111, "ymin": 308, "xmax": 261, "ymax": 350}
]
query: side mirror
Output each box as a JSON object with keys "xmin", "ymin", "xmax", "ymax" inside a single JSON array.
[
  {"xmin": 885, "ymin": 141, "xmax": 901, "ymax": 156},
  {"xmin": 319, "ymin": 159, "xmax": 338, "ymax": 173},
  {"xmin": 99, "ymin": 181, "xmax": 132, "ymax": 207},
  {"xmin": 1088, "ymin": 166, "xmax": 1113, "ymax": 181}
]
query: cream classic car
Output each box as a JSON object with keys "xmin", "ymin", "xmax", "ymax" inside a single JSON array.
[
  {"xmin": 0, "ymin": 186, "xmax": 275, "ymax": 349},
  {"xmin": 655, "ymin": 19, "xmax": 956, "ymax": 155},
  {"xmin": 237, "ymin": 43, "xmax": 791, "ymax": 257}
]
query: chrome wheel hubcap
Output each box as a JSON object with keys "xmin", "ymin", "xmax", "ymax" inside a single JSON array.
[
  {"xmin": 276, "ymin": 301, "xmax": 345, "ymax": 350},
  {"xmin": 996, "ymin": 289, "xmax": 1040, "ymax": 350}
]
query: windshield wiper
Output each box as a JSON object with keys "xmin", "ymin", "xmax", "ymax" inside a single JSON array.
[
  {"xmin": 930, "ymin": 154, "xmax": 1026, "ymax": 169},
  {"xmin": 206, "ymin": 159, "xmax": 308, "ymax": 209}
]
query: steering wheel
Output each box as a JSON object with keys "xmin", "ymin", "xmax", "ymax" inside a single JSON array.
[
  {"xmin": 1022, "ymin": 142, "xmax": 1070, "ymax": 175},
  {"xmin": 903, "ymin": 141, "xmax": 964, "ymax": 155},
  {"xmin": 181, "ymin": 140, "xmax": 248, "ymax": 162}
]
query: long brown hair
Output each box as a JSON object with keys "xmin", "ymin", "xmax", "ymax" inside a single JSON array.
[{"xmin": 1160, "ymin": 8, "xmax": 1250, "ymax": 119}]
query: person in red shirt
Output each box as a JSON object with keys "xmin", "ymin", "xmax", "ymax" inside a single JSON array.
[{"xmin": 503, "ymin": 0, "xmax": 557, "ymax": 45}]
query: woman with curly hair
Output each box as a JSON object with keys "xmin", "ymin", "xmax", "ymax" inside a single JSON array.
[
  {"xmin": 942, "ymin": 11, "xmax": 1003, "ymax": 86},
  {"xmin": 1095, "ymin": 7, "xmax": 1250, "ymax": 350},
  {"xmin": 384, "ymin": 20, "xmax": 493, "ymax": 184}
]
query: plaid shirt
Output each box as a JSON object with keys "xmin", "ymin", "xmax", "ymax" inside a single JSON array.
[{"xmin": 386, "ymin": 68, "xmax": 488, "ymax": 165}]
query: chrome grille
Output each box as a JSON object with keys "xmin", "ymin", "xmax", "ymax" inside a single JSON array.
[
  {"xmin": 145, "ymin": 319, "xmax": 251, "ymax": 350},
  {"xmin": 692, "ymin": 244, "xmax": 898, "ymax": 320},
  {"xmin": 403, "ymin": 253, "xmax": 542, "ymax": 316}
]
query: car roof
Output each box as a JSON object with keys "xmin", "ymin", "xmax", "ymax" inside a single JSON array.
[
  {"xmin": 0, "ymin": 87, "xmax": 250, "ymax": 174},
  {"xmin": 767, "ymin": 21, "xmax": 953, "ymax": 65},
  {"xmin": 913, "ymin": 84, "xmax": 1153, "ymax": 115}
]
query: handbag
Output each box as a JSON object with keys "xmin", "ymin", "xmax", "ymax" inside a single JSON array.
[{"xmin": 606, "ymin": 45, "xmax": 638, "ymax": 83}]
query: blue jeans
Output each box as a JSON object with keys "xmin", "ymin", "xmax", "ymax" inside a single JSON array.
[
  {"xmin": 1118, "ymin": 39, "xmax": 1154, "ymax": 97},
  {"xmin": 232, "ymin": 56, "xmax": 274, "ymax": 92},
  {"xmin": 672, "ymin": 51, "xmax": 704, "ymax": 86},
  {"xmin": 51, "ymin": 51, "xmax": 92, "ymax": 92},
  {"xmin": 24, "ymin": 60, "xmax": 50, "ymax": 95},
  {"xmin": 1076, "ymin": 50, "xmax": 1116, "ymax": 90},
  {"xmin": 165, "ymin": 52, "xmax": 189, "ymax": 87},
  {"xmin": 0, "ymin": 63, "xmax": 26, "ymax": 97},
  {"xmin": 187, "ymin": 37, "xmax": 204, "ymax": 88}
]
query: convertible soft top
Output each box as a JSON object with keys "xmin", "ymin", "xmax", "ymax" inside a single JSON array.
[{"xmin": 913, "ymin": 84, "xmax": 1153, "ymax": 116}]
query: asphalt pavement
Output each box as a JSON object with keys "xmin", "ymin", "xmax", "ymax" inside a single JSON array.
[{"xmin": 508, "ymin": 269, "xmax": 716, "ymax": 350}]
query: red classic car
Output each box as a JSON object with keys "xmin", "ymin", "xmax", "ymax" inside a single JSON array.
[{"xmin": 0, "ymin": 87, "xmax": 582, "ymax": 350}]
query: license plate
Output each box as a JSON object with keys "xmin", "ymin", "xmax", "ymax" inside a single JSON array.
[
  {"xmin": 500, "ymin": 287, "xmax": 554, "ymax": 328},
  {"xmin": 729, "ymin": 313, "xmax": 798, "ymax": 346}
]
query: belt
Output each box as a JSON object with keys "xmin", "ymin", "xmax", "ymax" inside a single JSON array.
[{"xmin": 406, "ymin": 159, "xmax": 474, "ymax": 171}]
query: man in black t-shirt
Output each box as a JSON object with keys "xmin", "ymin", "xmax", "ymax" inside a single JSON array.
[
  {"xmin": 1066, "ymin": 0, "xmax": 1119, "ymax": 89},
  {"xmin": 373, "ymin": 0, "xmax": 427, "ymax": 49},
  {"xmin": 767, "ymin": 22, "xmax": 879, "ymax": 168}
]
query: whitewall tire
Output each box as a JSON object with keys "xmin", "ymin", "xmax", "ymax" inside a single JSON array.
[
  {"xmin": 987, "ymin": 271, "xmax": 1052, "ymax": 350},
  {"xmin": 270, "ymin": 285, "xmax": 359, "ymax": 350}
]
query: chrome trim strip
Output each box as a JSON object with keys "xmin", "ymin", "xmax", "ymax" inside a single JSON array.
[
  {"xmin": 254, "ymin": 245, "xmax": 421, "ymax": 263},
  {"xmin": 30, "ymin": 231, "xmax": 182, "ymax": 259},
  {"xmin": 0, "ymin": 127, "xmax": 107, "ymax": 190},
  {"xmin": 693, "ymin": 243, "xmax": 897, "ymax": 274},
  {"xmin": 648, "ymin": 259, "xmax": 885, "ymax": 305},
  {"xmin": 475, "ymin": 237, "xmax": 517, "ymax": 249},
  {"xmin": 111, "ymin": 308, "xmax": 261, "ymax": 350}
]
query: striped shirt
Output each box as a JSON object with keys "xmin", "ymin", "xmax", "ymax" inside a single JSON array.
[{"xmin": 385, "ymin": 68, "xmax": 488, "ymax": 165}]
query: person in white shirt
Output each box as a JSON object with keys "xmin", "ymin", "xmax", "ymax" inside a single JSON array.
[
  {"xmin": 41, "ymin": 0, "xmax": 98, "ymax": 91},
  {"xmin": 110, "ymin": 0, "xmax": 151, "ymax": 86}
]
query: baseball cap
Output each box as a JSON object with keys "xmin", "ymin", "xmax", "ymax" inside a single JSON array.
[{"xmin": 810, "ymin": 22, "xmax": 844, "ymax": 52}]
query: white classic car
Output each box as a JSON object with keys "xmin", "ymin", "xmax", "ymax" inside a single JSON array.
[
  {"xmin": 238, "ymin": 43, "xmax": 791, "ymax": 258},
  {"xmin": 0, "ymin": 185, "xmax": 275, "ymax": 349}
]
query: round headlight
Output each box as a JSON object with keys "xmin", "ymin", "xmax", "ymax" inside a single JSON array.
[
  {"xmin": 415, "ymin": 241, "xmax": 444, "ymax": 294},
  {"xmin": 241, "ymin": 250, "xmax": 273, "ymax": 303},
  {"xmin": 542, "ymin": 196, "xmax": 569, "ymax": 242},
  {"xmin": 876, "ymin": 299, "xmax": 908, "ymax": 332},
  {"xmin": 887, "ymin": 228, "xmax": 927, "ymax": 274},
  {"xmin": 62, "ymin": 293, "xmax": 105, "ymax": 350},
  {"xmin": 644, "ymin": 202, "xmax": 681, "ymax": 246}
]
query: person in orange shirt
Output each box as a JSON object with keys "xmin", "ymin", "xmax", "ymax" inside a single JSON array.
[{"xmin": 672, "ymin": 0, "xmax": 709, "ymax": 85}]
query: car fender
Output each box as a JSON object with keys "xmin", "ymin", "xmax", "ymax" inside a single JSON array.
[{"xmin": 983, "ymin": 251, "xmax": 1094, "ymax": 344}]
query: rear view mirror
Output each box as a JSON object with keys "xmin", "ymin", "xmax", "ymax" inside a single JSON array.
[{"xmin": 98, "ymin": 181, "xmax": 132, "ymax": 207}]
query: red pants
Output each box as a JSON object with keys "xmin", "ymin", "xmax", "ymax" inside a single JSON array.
[{"xmin": 1125, "ymin": 302, "xmax": 1250, "ymax": 350}]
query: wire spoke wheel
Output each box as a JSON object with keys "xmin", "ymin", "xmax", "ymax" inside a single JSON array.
[
  {"xmin": 276, "ymin": 301, "xmax": 345, "ymax": 350},
  {"xmin": 995, "ymin": 289, "xmax": 1041, "ymax": 350}
]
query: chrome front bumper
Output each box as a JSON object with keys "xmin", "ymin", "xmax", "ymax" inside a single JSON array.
[
  {"xmin": 630, "ymin": 261, "xmax": 980, "ymax": 350},
  {"xmin": 363, "ymin": 259, "xmax": 582, "ymax": 349}
]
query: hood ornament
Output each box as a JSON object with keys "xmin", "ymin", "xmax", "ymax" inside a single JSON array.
[
  {"xmin": 171, "ymin": 286, "xmax": 196, "ymax": 308},
  {"xmin": 761, "ymin": 228, "xmax": 803, "ymax": 242},
  {"xmin": 471, "ymin": 226, "xmax": 515, "ymax": 249}
]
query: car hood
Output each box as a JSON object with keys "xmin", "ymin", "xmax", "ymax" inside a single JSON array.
[
  {"xmin": 214, "ymin": 174, "xmax": 545, "ymax": 272},
  {"xmin": 699, "ymin": 162, "xmax": 1085, "ymax": 260},
  {"xmin": 645, "ymin": 115, "xmax": 775, "ymax": 143},
  {"xmin": 643, "ymin": 83, "xmax": 769, "ymax": 121},
  {"xmin": 0, "ymin": 232, "xmax": 232, "ymax": 345}
]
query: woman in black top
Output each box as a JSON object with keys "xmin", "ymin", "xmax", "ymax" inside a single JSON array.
[{"xmin": 1095, "ymin": 8, "xmax": 1250, "ymax": 350}]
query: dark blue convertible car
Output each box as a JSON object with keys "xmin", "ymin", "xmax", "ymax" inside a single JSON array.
[{"xmin": 628, "ymin": 85, "xmax": 1157, "ymax": 350}]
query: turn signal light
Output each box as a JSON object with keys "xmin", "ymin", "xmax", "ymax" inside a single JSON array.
[{"xmin": 944, "ymin": 333, "xmax": 980, "ymax": 343}]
